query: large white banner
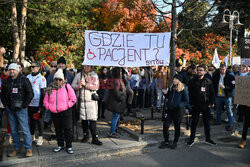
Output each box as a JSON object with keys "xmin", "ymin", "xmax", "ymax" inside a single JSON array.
[{"xmin": 83, "ymin": 30, "xmax": 171, "ymax": 67}]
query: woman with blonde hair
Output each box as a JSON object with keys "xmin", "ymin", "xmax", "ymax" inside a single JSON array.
[{"xmin": 159, "ymin": 74, "xmax": 189, "ymax": 149}]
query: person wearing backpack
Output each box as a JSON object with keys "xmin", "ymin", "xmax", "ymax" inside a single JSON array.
[{"xmin": 43, "ymin": 69, "xmax": 76, "ymax": 154}]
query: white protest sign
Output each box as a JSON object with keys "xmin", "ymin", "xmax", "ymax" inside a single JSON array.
[{"xmin": 83, "ymin": 30, "xmax": 171, "ymax": 67}]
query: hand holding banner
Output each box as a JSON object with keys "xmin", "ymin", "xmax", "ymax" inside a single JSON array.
[{"xmin": 83, "ymin": 30, "xmax": 171, "ymax": 67}]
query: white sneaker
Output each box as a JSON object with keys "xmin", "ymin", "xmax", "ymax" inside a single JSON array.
[
  {"xmin": 36, "ymin": 136, "xmax": 43, "ymax": 146},
  {"xmin": 32, "ymin": 135, "xmax": 36, "ymax": 142}
]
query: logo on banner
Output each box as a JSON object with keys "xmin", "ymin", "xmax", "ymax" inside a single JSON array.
[{"xmin": 87, "ymin": 49, "xmax": 96, "ymax": 60}]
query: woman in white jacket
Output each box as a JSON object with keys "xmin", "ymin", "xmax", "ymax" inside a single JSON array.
[{"xmin": 71, "ymin": 65, "xmax": 102, "ymax": 145}]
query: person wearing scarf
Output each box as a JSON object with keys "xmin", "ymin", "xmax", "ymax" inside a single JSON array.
[{"xmin": 43, "ymin": 69, "xmax": 76, "ymax": 154}]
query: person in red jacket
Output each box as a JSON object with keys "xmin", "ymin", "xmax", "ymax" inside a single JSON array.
[{"xmin": 0, "ymin": 64, "xmax": 11, "ymax": 139}]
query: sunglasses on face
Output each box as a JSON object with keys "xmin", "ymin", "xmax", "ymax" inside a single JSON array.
[
  {"xmin": 30, "ymin": 66, "xmax": 38, "ymax": 68},
  {"xmin": 54, "ymin": 78, "xmax": 63, "ymax": 81},
  {"xmin": 51, "ymin": 66, "xmax": 57, "ymax": 68},
  {"xmin": 1, "ymin": 69, "xmax": 7, "ymax": 72}
]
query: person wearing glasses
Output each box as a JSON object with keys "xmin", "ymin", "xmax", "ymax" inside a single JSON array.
[
  {"xmin": 187, "ymin": 64, "xmax": 216, "ymax": 147},
  {"xmin": 27, "ymin": 62, "xmax": 46, "ymax": 146},
  {"xmin": 43, "ymin": 69, "xmax": 76, "ymax": 154},
  {"xmin": 47, "ymin": 57, "xmax": 74, "ymax": 85}
]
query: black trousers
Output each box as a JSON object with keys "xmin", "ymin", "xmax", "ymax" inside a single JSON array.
[
  {"xmin": 28, "ymin": 106, "xmax": 43, "ymax": 136},
  {"xmin": 52, "ymin": 108, "xmax": 73, "ymax": 148},
  {"xmin": 190, "ymin": 106, "xmax": 211, "ymax": 140},
  {"xmin": 98, "ymin": 101, "xmax": 105, "ymax": 117},
  {"xmin": 81, "ymin": 120, "xmax": 97, "ymax": 140},
  {"xmin": 163, "ymin": 108, "xmax": 185, "ymax": 143},
  {"xmin": 241, "ymin": 106, "xmax": 250, "ymax": 140}
]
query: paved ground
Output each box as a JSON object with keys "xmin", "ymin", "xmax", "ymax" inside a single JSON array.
[
  {"xmin": 0, "ymin": 107, "xmax": 249, "ymax": 167},
  {"xmin": 61, "ymin": 139, "xmax": 250, "ymax": 167}
]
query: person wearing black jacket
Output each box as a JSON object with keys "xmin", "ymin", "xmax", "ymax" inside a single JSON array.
[
  {"xmin": 159, "ymin": 74, "xmax": 189, "ymax": 149},
  {"xmin": 212, "ymin": 63, "xmax": 235, "ymax": 131},
  {"xmin": 1, "ymin": 63, "xmax": 34, "ymax": 157},
  {"xmin": 97, "ymin": 67, "xmax": 109, "ymax": 119},
  {"xmin": 186, "ymin": 65, "xmax": 216, "ymax": 147}
]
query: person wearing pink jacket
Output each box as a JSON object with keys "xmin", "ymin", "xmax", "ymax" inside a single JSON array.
[{"xmin": 43, "ymin": 69, "xmax": 76, "ymax": 154}]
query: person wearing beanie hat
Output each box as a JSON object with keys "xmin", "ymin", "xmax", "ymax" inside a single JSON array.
[
  {"xmin": 8, "ymin": 63, "xmax": 20, "ymax": 72},
  {"xmin": 46, "ymin": 57, "xmax": 74, "ymax": 85},
  {"xmin": 44, "ymin": 68, "xmax": 76, "ymax": 154},
  {"xmin": 54, "ymin": 69, "xmax": 65, "ymax": 81},
  {"xmin": 159, "ymin": 73, "xmax": 189, "ymax": 150},
  {"xmin": 1, "ymin": 62, "xmax": 34, "ymax": 157},
  {"xmin": 57, "ymin": 57, "xmax": 66, "ymax": 67},
  {"xmin": 173, "ymin": 74, "xmax": 183, "ymax": 83}
]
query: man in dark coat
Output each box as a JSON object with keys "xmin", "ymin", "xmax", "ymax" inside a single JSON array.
[
  {"xmin": 186, "ymin": 64, "xmax": 216, "ymax": 147},
  {"xmin": 212, "ymin": 63, "xmax": 235, "ymax": 131},
  {"xmin": 1, "ymin": 63, "xmax": 34, "ymax": 157}
]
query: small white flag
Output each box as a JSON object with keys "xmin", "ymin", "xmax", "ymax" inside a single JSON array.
[
  {"xmin": 223, "ymin": 54, "xmax": 229, "ymax": 67},
  {"xmin": 212, "ymin": 48, "xmax": 221, "ymax": 69}
]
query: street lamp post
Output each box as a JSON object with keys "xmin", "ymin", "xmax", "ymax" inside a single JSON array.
[{"xmin": 221, "ymin": 9, "xmax": 243, "ymax": 65}]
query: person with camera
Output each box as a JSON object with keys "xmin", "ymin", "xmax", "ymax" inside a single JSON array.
[
  {"xmin": 1, "ymin": 63, "xmax": 34, "ymax": 157},
  {"xmin": 71, "ymin": 65, "xmax": 102, "ymax": 145},
  {"xmin": 43, "ymin": 69, "xmax": 76, "ymax": 154}
]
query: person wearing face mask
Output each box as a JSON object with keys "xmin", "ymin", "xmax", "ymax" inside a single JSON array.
[{"xmin": 27, "ymin": 62, "xmax": 47, "ymax": 146}]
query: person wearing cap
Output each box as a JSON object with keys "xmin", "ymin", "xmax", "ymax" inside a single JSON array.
[
  {"xmin": 46, "ymin": 57, "xmax": 74, "ymax": 85},
  {"xmin": 43, "ymin": 69, "xmax": 76, "ymax": 154},
  {"xmin": 187, "ymin": 64, "xmax": 216, "ymax": 147},
  {"xmin": 71, "ymin": 65, "xmax": 103, "ymax": 145},
  {"xmin": 27, "ymin": 62, "xmax": 47, "ymax": 146},
  {"xmin": 0, "ymin": 63, "xmax": 34, "ymax": 157},
  {"xmin": 159, "ymin": 74, "xmax": 189, "ymax": 149}
]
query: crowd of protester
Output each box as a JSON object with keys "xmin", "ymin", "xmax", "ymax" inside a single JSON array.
[{"xmin": 0, "ymin": 54, "xmax": 249, "ymax": 157}]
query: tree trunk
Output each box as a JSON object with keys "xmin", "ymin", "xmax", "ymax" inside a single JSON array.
[
  {"xmin": 11, "ymin": 2, "xmax": 20, "ymax": 62},
  {"xmin": 20, "ymin": 0, "xmax": 28, "ymax": 64},
  {"xmin": 169, "ymin": 0, "xmax": 177, "ymax": 86}
]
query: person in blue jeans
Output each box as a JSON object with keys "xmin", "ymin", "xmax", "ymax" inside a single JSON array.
[
  {"xmin": 1, "ymin": 63, "xmax": 34, "ymax": 157},
  {"xmin": 106, "ymin": 67, "xmax": 127, "ymax": 138},
  {"xmin": 212, "ymin": 63, "xmax": 235, "ymax": 131}
]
